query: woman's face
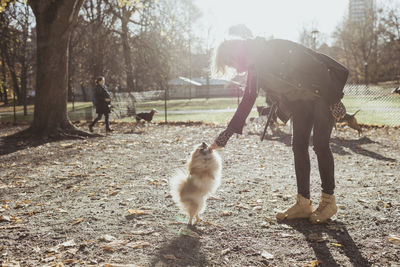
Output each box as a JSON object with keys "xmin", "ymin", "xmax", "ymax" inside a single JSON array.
[
  {"xmin": 99, "ymin": 78, "xmax": 105, "ymax": 86},
  {"xmin": 227, "ymin": 49, "xmax": 250, "ymax": 73},
  {"xmin": 228, "ymin": 58, "xmax": 248, "ymax": 73}
]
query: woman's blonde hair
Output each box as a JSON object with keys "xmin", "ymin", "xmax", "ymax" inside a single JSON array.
[{"xmin": 214, "ymin": 39, "xmax": 245, "ymax": 75}]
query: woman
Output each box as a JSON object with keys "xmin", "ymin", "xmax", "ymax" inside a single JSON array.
[
  {"xmin": 210, "ymin": 37, "xmax": 348, "ymax": 223},
  {"xmin": 89, "ymin": 76, "xmax": 113, "ymax": 132}
]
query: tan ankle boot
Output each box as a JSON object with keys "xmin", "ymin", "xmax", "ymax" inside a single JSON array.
[
  {"xmin": 276, "ymin": 194, "xmax": 313, "ymax": 220},
  {"xmin": 309, "ymin": 192, "xmax": 337, "ymax": 224}
]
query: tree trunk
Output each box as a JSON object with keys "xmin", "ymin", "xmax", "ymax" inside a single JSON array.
[
  {"xmin": 21, "ymin": 57, "xmax": 27, "ymax": 115},
  {"xmin": 1, "ymin": 58, "xmax": 7, "ymax": 105},
  {"xmin": 28, "ymin": 0, "xmax": 85, "ymax": 136},
  {"xmin": 2, "ymin": 50, "xmax": 21, "ymax": 102},
  {"xmin": 121, "ymin": 9, "xmax": 135, "ymax": 92},
  {"xmin": 67, "ymin": 36, "xmax": 74, "ymax": 102}
]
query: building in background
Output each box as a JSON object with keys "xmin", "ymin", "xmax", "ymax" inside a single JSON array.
[
  {"xmin": 167, "ymin": 77, "xmax": 243, "ymax": 99},
  {"xmin": 349, "ymin": 0, "xmax": 375, "ymax": 22}
]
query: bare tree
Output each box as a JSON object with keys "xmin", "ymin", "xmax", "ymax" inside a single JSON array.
[
  {"xmin": 376, "ymin": 2, "xmax": 400, "ymax": 82},
  {"xmin": 105, "ymin": 0, "xmax": 152, "ymax": 92},
  {"xmin": 28, "ymin": 0, "xmax": 85, "ymax": 137}
]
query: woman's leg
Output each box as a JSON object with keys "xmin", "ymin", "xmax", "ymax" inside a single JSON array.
[
  {"xmin": 90, "ymin": 113, "xmax": 103, "ymax": 127},
  {"xmin": 312, "ymin": 99, "xmax": 335, "ymax": 195},
  {"xmin": 276, "ymin": 100, "xmax": 315, "ymax": 220},
  {"xmin": 291, "ymin": 100, "xmax": 314, "ymax": 199},
  {"xmin": 104, "ymin": 113, "xmax": 111, "ymax": 130},
  {"xmin": 309, "ymin": 99, "xmax": 337, "ymax": 224}
]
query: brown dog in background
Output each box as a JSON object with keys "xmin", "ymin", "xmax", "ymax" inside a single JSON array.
[{"xmin": 335, "ymin": 109, "xmax": 362, "ymax": 136}]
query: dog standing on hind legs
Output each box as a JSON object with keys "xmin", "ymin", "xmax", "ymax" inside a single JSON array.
[{"xmin": 169, "ymin": 142, "xmax": 222, "ymax": 226}]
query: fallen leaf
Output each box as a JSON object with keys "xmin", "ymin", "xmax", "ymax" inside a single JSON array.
[
  {"xmin": 208, "ymin": 196, "xmax": 224, "ymax": 201},
  {"xmin": 127, "ymin": 209, "xmax": 148, "ymax": 216},
  {"xmin": 0, "ymin": 224, "xmax": 25, "ymax": 229},
  {"xmin": 57, "ymin": 208, "xmax": 68, "ymax": 213},
  {"xmin": 109, "ymin": 239, "xmax": 129, "ymax": 247},
  {"xmin": 163, "ymin": 254, "xmax": 178, "ymax": 260},
  {"xmin": 220, "ymin": 211, "xmax": 232, "ymax": 216},
  {"xmin": 72, "ymin": 218, "xmax": 84, "ymax": 225},
  {"xmin": 63, "ymin": 259, "xmax": 79, "ymax": 264},
  {"xmin": 179, "ymin": 228, "xmax": 201, "ymax": 238},
  {"xmin": 0, "ymin": 215, "xmax": 11, "ymax": 222},
  {"xmin": 261, "ymin": 250, "xmax": 274, "ymax": 260},
  {"xmin": 126, "ymin": 241, "xmax": 151, "ymax": 249},
  {"xmin": 220, "ymin": 248, "xmax": 231, "ymax": 255},
  {"xmin": 105, "ymin": 264, "xmax": 138, "ymax": 267},
  {"xmin": 281, "ymin": 233, "xmax": 293, "ymax": 238},
  {"xmin": 60, "ymin": 239, "xmax": 76, "ymax": 248},
  {"xmin": 264, "ymin": 217, "xmax": 275, "ymax": 223},
  {"xmin": 307, "ymin": 233, "xmax": 327, "ymax": 243},
  {"xmin": 388, "ymin": 234, "xmax": 400, "ymax": 246},
  {"xmin": 60, "ymin": 143, "xmax": 73, "ymax": 148},
  {"xmin": 103, "ymin": 245, "xmax": 114, "ymax": 252},
  {"xmin": 303, "ymin": 260, "xmax": 321, "ymax": 267},
  {"xmin": 131, "ymin": 230, "xmax": 154, "ymax": 235},
  {"xmin": 149, "ymin": 179, "xmax": 159, "ymax": 186},
  {"xmin": 42, "ymin": 256, "xmax": 57, "ymax": 263},
  {"xmin": 99, "ymin": 234, "xmax": 116, "ymax": 242},
  {"xmin": 109, "ymin": 191, "xmax": 119, "ymax": 196},
  {"xmin": 330, "ymin": 242, "xmax": 343, "ymax": 247},
  {"xmin": 384, "ymin": 202, "xmax": 393, "ymax": 208}
]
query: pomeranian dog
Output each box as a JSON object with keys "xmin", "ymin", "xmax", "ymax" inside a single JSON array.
[{"xmin": 170, "ymin": 142, "xmax": 222, "ymax": 225}]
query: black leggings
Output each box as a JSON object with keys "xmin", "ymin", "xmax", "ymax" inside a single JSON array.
[
  {"xmin": 290, "ymin": 98, "xmax": 335, "ymax": 199},
  {"xmin": 90, "ymin": 113, "xmax": 110, "ymax": 129}
]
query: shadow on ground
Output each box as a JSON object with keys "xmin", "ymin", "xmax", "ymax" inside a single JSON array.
[
  {"xmin": 281, "ymin": 220, "xmax": 371, "ymax": 267},
  {"xmin": 331, "ymin": 136, "xmax": 396, "ymax": 162},
  {"xmin": 150, "ymin": 232, "xmax": 207, "ymax": 267},
  {"xmin": 0, "ymin": 126, "xmax": 103, "ymax": 156}
]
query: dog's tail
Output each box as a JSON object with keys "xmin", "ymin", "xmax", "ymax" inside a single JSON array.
[
  {"xmin": 169, "ymin": 169, "xmax": 187, "ymax": 209},
  {"xmin": 352, "ymin": 109, "xmax": 361, "ymax": 116}
]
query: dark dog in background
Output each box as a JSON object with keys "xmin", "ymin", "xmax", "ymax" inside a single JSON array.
[
  {"xmin": 135, "ymin": 109, "xmax": 158, "ymax": 123},
  {"xmin": 335, "ymin": 109, "xmax": 362, "ymax": 136}
]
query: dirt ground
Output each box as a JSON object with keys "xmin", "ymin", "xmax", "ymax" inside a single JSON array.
[{"xmin": 0, "ymin": 121, "xmax": 399, "ymax": 267}]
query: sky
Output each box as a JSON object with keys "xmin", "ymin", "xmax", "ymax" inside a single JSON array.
[{"xmin": 192, "ymin": 0, "xmax": 350, "ymax": 46}]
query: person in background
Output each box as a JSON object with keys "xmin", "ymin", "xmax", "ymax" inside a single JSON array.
[
  {"xmin": 89, "ymin": 76, "xmax": 113, "ymax": 133},
  {"xmin": 210, "ymin": 37, "xmax": 349, "ymax": 224}
]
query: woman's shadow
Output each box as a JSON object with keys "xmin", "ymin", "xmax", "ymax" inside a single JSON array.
[{"xmin": 280, "ymin": 220, "xmax": 371, "ymax": 266}]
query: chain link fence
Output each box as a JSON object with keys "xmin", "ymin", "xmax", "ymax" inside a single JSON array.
[
  {"xmin": 66, "ymin": 83, "xmax": 400, "ymax": 127},
  {"xmin": 2, "ymin": 83, "xmax": 398, "ymax": 126},
  {"xmin": 342, "ymin": 84, "xmax": 400, "ymax": 126}
]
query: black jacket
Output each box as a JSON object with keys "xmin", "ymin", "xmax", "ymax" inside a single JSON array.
[
  {"xmin": 94, "ymin": 84, "xmax": 111, "ymax": 114},
  {"xmin": 248, "ymin": 38, "xmax": 349, "ymax": 104},
  {"xmin": 227, "ymin": 38, "xmax": 349, "ymax": 134}
]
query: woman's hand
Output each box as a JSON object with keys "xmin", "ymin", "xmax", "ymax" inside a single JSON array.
[
  {"xmin": 105, "ymin": 98, "xmax": 111, "ymax": 103},
  {"xmin": 210, "ymin": 142, "xmax": 222, "ymax": 151}
]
